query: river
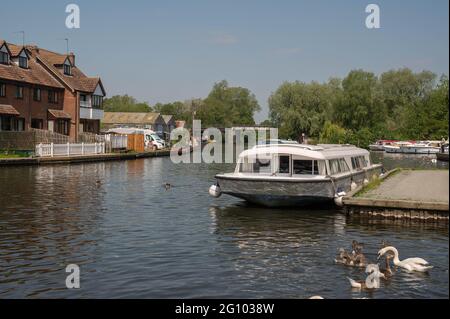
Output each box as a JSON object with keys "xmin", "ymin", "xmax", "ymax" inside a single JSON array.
[{"xmin": 0, "ymin": 152, "xmax": 448, "ymax": 299}]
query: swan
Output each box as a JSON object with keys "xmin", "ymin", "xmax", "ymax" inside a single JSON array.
[
  {"xmin": 378, "ymin": 246, "xmax": 433, "ymax": 272},
  {"xmin": 351, "ymin": 241, "xmax": 367, "ymax": 267},
  {"xmin": 380, "ymin": 253, "xmax": 394, "ymax": 278},
  {"xmin": 347, "ymin": 264, "xmax": 384, "ymax": 289},
  {"xmin": 335, "ymin": 248, "xmax": 354, "ymax": 266}
]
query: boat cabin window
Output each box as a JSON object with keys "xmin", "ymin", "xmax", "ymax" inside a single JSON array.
[
  {"xmin": 239, "ymin": 156, "xmax": 272, "ymax": 174},
  {"xmin": 278, "ymin": 155, "xmax": 290, "ymax": 174},
  {"xmin": 329, "ymin": 158, "xmax": 350, "ymax": 175},
  {"xmin": 239, "ymin": 158, "xmax": 254, "ymax": 173},
  {"xmin": 292, "ymin": 160, "xmax": 326, "ymax": 175},
  {"xmin": 351, "ymin": 156, "xmax": 368, "ymax": 170},
  {"xmin": 254, "ymin": 158, "xmax": 271, "ymax": 174}
]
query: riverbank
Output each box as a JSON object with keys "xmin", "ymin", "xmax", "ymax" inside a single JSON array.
[
  {"xmin": 343, "ymin": 169, "xmax": 449, "ymax": 222},
  {"xmin": 0, "ymin": 150, "xmax": 170, "ymax": 166}
]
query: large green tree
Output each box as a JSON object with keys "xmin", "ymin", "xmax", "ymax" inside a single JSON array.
[
  {"xmin": 268, "ymin": 68, "xmax": 448, "ymax": 148},
  {"xmin": 197, "ymin": 80, "xmax": 260, "ymax": 127},
  {"xmin": 268, "ymin": 81, "xmax": 333, "ymax": 140},
  {"xmin": 103, "ymin": 95, "xmax": 152, "ymax": 113}
]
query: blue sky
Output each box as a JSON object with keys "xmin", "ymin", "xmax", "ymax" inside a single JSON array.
[{"xmin": 1, "ymin": 0, "xmax": 448, "ymax": 122}]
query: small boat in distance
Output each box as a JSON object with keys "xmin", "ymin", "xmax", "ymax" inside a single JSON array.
[
  {"xmin": 399, "ymin": 141, "xmax": 441, "ymax": 154},
  {"xmin": 384, "ymin": 141, "xmax": 415, "ymax": 153},
  {"xmin": 210, "ymin": 143, "xmax": 383, "ymax": 207},
  {"xmin": 369, "ymin": 140, "xmax": 398, "ymax": 152}
]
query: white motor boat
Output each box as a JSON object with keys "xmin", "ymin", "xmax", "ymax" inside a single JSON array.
[
  {"xmin": 399, "ymin": 141, "xmax": 441, "ymax": 154},
  {"xmin": 210, "ymin": 143, "xmax": 383, "ymax": 207},
  {"xmin": 384, "ymin": 141, "xmax": 414, "ymax": 153}
]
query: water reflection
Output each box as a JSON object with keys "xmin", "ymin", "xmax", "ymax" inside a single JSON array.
[
  {"xmin": 208, "ymin": 204, "xmax": 448, "ymax": 299},
  {"xmin": 0, "ymin": 153, "xmax": 448, "ymax": 299}
]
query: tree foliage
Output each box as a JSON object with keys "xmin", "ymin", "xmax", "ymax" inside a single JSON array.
[
  {"xmin": 103, "ymin": 95, "xmax": 152, "ymax": 113},
  {"xmin": 269, "ymin": 68, "xmax": 449, "ymax": 148},
  {"xmin": 197, "ymin": 80, "xmax": 261, "ymax": 127}
]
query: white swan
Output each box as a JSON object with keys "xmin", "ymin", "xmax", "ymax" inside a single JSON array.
[
  {"xmin": 378, "ymin": 246, "xmax": 433, "ymax": 272},
  {"xmin": 347, "ymin": 264, "xmax": 384, "ymax": 289}
]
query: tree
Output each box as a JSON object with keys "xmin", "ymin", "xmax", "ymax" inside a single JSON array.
[
  {"xmin": 319, "ymin": 121, "xmax": 348, "ymax": 144},
  {"xmin": 268, "ymin": 81, "xmax": 332, "ymax": 139},
  {"xmin": 332, "ymin": 70, "xmax": 384, "ymax": 131},
  {"xmin": 103, "ymin": 95, "xmax": 152, "ymax": 113},
  {"xmin": 379, "ymin": 68, "xmax": 437, "ymax": 135},
  {"xmin": 153, "ymin": 101, "xmax": 190, "ymax": 121},
  {"xmin": 197, "ymin": 80, "xmax": 260, "ymax": 127}
]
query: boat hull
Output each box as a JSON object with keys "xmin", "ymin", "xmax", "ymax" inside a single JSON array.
[
  {"xmin": 369, "ymin": 145, "xmax": 385, "ymax": 151},
  {"xmin": 399, "ymin": 146, "xmax": 440, "ymax": 154},
  {"xmin": 216, "ymin": 166, "xmax": 383, "ymax": 207},
  {"xmin": 436, "ymin": 152, "xmax": 449, "ymax": 162}
]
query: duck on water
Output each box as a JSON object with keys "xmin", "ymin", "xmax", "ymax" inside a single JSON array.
[{"xmin": 210, "ymin": 142, "xmax": 383, "ymax": 207}]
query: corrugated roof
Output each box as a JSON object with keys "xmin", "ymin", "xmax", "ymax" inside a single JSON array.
[{"xmin": 103, "ymin": 112, "xmax": 162, "ymax": 125}]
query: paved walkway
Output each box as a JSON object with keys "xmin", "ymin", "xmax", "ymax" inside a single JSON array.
[{"xmin": 364, "ymin": 170, "xmax": 449, "ymax": 203}]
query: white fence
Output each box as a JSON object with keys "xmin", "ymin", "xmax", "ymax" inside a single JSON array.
[{"xmin": 35, "ymin": 143, "xmax": 105, "ymax": 157}]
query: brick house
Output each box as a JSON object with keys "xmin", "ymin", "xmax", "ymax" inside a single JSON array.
[{"xmin": 0, "ymin": 40, "xmax": 106, "ymax": 141}]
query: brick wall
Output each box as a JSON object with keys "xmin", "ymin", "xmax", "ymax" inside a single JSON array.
[
  {"xmin": 0, "ymin": 81, "xmax": 64, "ymax": 131},
  {"xmin": 62, "ymin": 89, "xmax": 78, "ymax": 141}
]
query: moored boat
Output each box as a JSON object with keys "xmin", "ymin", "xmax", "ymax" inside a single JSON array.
[
  {"xmin": 369, "ymin": 140, "xmax": 398, "ymax": 151},
  {"xmin": 384, "ymin": 141, "xmax": 414, "ymax": 153},
  {"xmin": 399, "ymin": 141, "xmax": 441, "ymax": 154},
  {"xmin": 210, "ymin": 143, "xmax": 383, "ymax": 207}
]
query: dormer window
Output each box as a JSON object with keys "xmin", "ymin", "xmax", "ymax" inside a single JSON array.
[
  {"xmin": 0, "ymin": 45, "xmax": 9, "ymax": 65},
  {"xmin": 19, "ymin": 56, "xmax": 28, "ymax": 68},
  {"xmin": 63, "ymin": 59, "xmax": 72, "ymax": 75}
]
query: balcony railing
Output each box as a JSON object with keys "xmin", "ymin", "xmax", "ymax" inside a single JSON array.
[
  {"xmin": 80, "ymin": 100, "xmax": 90, "ymax": 108},
  {"xmin": 80, "ymin": 107, "xmax": 104, "ymax": 120}
]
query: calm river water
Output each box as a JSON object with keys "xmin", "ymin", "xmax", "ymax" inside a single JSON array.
[{"xmin": 0, "ymin": 152, "xmax": 448, "ymax": 299}]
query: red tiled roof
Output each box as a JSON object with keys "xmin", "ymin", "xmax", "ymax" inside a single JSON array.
[
  {"xmin": 0, "ymin": 40, "xmax": 105, "ymax": 95},
  {"xmin": 48, "ymin": 109, "xmax": 71, "ymax": 119},
  {"xmin": 0, "ymin": 104, "xmax": 20, "ymax": 116},
  {"xmin": 0, "ymin": 40, "xmax": 64, "ymax": 89},
  {"xmin": 31, "ymin": 47, "xmax": 105, "ymax": 94}
]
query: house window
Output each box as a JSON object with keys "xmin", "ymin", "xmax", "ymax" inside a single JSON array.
[
  {"xmin": 19, "ymin": 56, "xmax": 28, "ymax": 68},
  {"xmin": 0, "ymin": 83, "xmax": 5, "ymax": 97},
  {"xmin": 56, "ymin": 119, "xmax": 69, "ymax": 135},
  {"xmin": 64, "ymin": 63, "xmax": 71, "ymax": 75},
  {"xmin": 0, "ymin": 116, "xmax": 12, "ymax": 131},
  {"xmin": 13, "ymin": 118, "xmax": 25, "ymax": 131},
  {"xmin": 92, "ymin": 95, "xmax": 103, "ymax": 108},
  {"xmin": 0, "ymin": 51, "xmax": 9, "ymax": 64},
  {"xmin": 31, "ymin": 119, "xmax": 43, "ymax": 129},
  {"xmin": 16, "ymin": 86, "xmax": 23, "ymax": 99},
  {"xmin": 48, "ymin": 90, "xmax": 58, "ymax": 103},
  {"xmin": 33, "ymin": 88, "xmax": 41, "ymax": 101}
]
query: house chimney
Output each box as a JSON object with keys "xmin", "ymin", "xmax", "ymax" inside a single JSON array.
[{"xmin": 28, "ymin": 45, "xmax": 39, "ymax": 53}]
